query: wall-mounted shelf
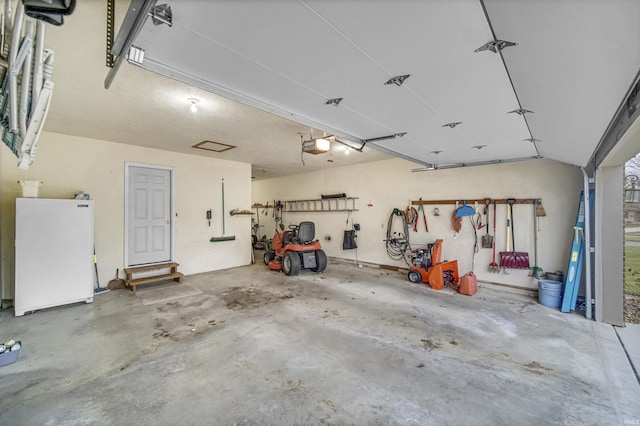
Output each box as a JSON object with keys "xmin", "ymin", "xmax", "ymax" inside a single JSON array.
[
  {"xmin": 410, "ymin": 198, "xmax": 541, "ymax": 206},
  {"xmin": 284, "ymin": 197, "xmax": 358, "ymax": 212},
  {"xmin": 229, "ymin": 209, "xmax": 254, "ymax": 216}
]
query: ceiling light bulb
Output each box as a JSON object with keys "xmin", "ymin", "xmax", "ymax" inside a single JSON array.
[
  {"xmin": 315, "ymin": 138, "xmax": 330, "ymax": 152},
  {"xmin": 188, "ymin": 98, "xmax": 199, "ymax": 113}
]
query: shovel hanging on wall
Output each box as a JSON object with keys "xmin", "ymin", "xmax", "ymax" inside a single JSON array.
[
  {"xmin": 481, "ymin": 198, "xmax": 493, "ymax": 249},
  {"xmin": 499, "ymin": 199, "xmax": 530, "ymax": 269}
]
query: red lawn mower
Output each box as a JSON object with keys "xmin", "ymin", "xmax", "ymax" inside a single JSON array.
[{"xmin": 264, "ymin": 221, "xmax": 327, "ymax": 275}]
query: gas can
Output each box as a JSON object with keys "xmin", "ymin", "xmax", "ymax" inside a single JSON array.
[{"xmin": 459, "ymin": 272, "xmax": 477, "ymax": 296}]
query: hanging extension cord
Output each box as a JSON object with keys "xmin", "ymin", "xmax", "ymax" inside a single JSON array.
[{"xmin": 385, "ymin": 208, "xmax": 412, "ymax": 266}]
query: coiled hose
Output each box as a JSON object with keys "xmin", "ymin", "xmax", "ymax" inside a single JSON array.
[{"xmin": 385, "ymin": 208, "xmax": 411, "ymax": 265}]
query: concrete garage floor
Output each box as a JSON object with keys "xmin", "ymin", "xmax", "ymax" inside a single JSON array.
[{"xmin": 1, "ymin": 259, "xmax": 639, "ymax": 425}]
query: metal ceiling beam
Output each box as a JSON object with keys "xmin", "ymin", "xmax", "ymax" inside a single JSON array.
[
  {"xmin": 478, "ymin": 0, "xmax": 539, "ymax": 158},
  {"xmin": 104, "ymin": 0, "xmax": 156, "ymax": 89},
  {"xmin": 365, "ymin": 141, "xmax": 435, "ymax": 170},
  {"xmin": 411, "ymin": 155, "xmax": 542, "ymax": 172}
]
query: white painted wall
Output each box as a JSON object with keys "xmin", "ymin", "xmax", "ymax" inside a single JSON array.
[
  {"xmin": 1, "ymin": 132, "xmax": 251, "ymax": 301},
  {"xmin": 253, "ymin": 157, "xmax": 583, "ymax": 289}
]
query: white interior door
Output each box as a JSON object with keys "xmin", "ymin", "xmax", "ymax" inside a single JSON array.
[{"xmin": 126, "ymin": 165, "xmax": 173, "ymax": 266}]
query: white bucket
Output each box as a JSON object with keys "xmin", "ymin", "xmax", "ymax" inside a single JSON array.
[{"xmin": 18, "ymin": 180, "xmax": 43, "ymax": 198}]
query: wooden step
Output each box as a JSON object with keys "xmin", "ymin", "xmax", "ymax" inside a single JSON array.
[
  {"xmin": 125, "ymin": 262, "xmax": 183, "ymax": 292},
  {"xmin": 127, "ymin": 272, "xmax": 184, "ymax": 292},
  {"xmin": 124, "ymin": 262, "xmax": 179, "ymax": 275}
]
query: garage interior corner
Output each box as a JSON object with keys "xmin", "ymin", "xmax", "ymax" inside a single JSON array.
[{"xmin": 0, "ymin": 257, "xmax": 638, "ymax": 425}]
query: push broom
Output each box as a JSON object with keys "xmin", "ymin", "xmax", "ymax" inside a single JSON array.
[
  {"xmin": 210, "ymin": 178, "xmax": 236, "ymax": 242},
  {"xmin": 93, "ymin": 246, "xmax": 110, "ymax": 295}
]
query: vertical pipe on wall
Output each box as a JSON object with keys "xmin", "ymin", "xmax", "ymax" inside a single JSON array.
[{"xmin": 580, "ymin": 167, "xmax": 593, "ymax": 320}]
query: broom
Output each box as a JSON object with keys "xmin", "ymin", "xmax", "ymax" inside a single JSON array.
[
  {"xmin": 108, "ymin": 268, "xmax": 126, "ymax": 290},
  {"xmin": 93, "ymin": 246, "xmax": 110, "ymax": 295},
  {"xmin": 210, "ymin": 178, "xmax": 236, "ymax": 242}
]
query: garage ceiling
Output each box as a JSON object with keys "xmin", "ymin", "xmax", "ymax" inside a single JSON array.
[{"xmin": 42, "ymin": 0, "xmax": 640, "ymax": 179}]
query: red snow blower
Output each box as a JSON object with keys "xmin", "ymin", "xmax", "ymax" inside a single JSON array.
[{"xmin": 407, "ymin": 239, "xmax": 459, "ymax": 290}]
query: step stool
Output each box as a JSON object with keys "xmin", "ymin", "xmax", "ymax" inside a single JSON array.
[{"xmin": 124, "ymin": 262, "xmax": 184, "ymax": 293}]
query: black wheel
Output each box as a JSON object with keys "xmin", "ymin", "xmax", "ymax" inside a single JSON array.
[
  {"xmin": 408, "ymin": 269, "xmax": 422, "ymax": 283},
  {"xmin": 312, "ymin": 249, "xmax": 327, "ymax": 272},
  {"xmin": 264, "ymin": 251, "xmax": 275, "ymax": 265},
  {"xmin": 283, "ymin": 252, "xmax": 301, "ymax": 276}
]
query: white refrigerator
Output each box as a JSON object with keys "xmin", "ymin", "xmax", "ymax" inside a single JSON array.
[{"xmin": 14, "ymin": 198, "xmax": 94, "ymax": 317}]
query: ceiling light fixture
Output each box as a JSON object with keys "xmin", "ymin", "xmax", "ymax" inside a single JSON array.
[
  {"xmin": 442, "ymin": 122, "xmax": 462, "ymax": 128},
  {"xmin": 302, "ymin": 137, "xmax": 332, "ymax": 154},
  {"xmin": 188, "ymin": 98, "xmax": 199, "ymax": 113},
  {"xmin": 431, "ymin": 150, "xmax": 443, "ymax": 155},
  {"xmin": 471, "ymin": 145, "xmax": 487, "ymax": 150},
  {"xmin": 325, "ymin": 97, "xmax": 343, "ymax": 106},
  {"xmin": 474, "ymin": 40, "xmax": 518, "ymax": 53},
  {"xmin": 384, "ymin": 74, "xmax": 411, "ymax": 86},
  {"xmin": 523, "ymin": 137, "xmax": 541, "ymax": 143}
]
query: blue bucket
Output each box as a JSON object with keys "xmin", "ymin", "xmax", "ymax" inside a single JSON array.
[{"xmin": 538, "ymin": 279, "xmax": 563, "ymax": 309}]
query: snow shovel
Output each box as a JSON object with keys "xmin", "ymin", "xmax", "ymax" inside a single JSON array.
[
  {"xmin": 489, "ymin": 201, "xmax": 499, "ymax": 272},
  {"xmin": 481, "ymin": 199, "xmax": 493, "ymax": 249},
  {"xmin": 500, "ymin": 199, "xmax": 530, "ymax": 269}
]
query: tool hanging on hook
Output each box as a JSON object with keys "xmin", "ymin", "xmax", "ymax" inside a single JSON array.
[
  {"xmin": 489, "ymin": 200, "xmax": 499, "ymax": 272},
  {"xmin": 210, "ymin": 178, "xmax": 236, "ymax": 242},
  {"xmin": 499, "ymin": 198, "xmax": 530, "ymax": 269},
  {"xmin": 415, "ymin": 198, "xmax": 428, "ymax": 232},
  {"xmin": 481, "ymin": 199, "xmax": 493, "ymax": 248}
]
